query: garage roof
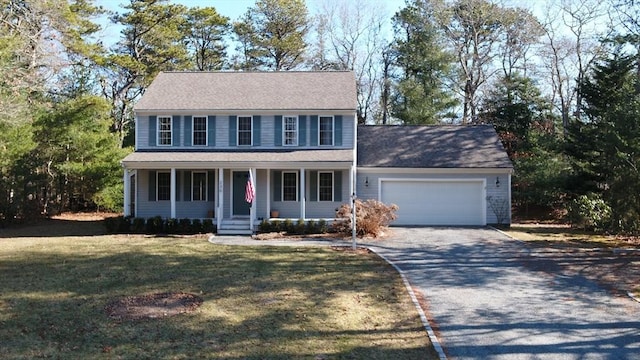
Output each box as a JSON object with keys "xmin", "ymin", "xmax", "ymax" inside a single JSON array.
[
  {"xmin": 134, "ymin": 71, "xmax": 357, "ymax": 112},
  {"xmin": 357, "ymin": 125, "xmax": 513, "ymax": 168}
]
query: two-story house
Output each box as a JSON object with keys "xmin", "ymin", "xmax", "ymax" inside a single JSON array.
[
  {"xmin": 122, "ymin": 70, "xmax": 513, "ymax": 234},
  {"xmin": 121, "ymin": 71, "xmax": 357, "ymax": 234}
]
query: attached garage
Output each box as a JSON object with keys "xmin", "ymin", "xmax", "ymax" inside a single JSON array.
[
  {"xmin": 380, "ymin": 179, "xmax": 486, "ymax": 226},
  {"xmin": 357, "ymin": 125, "xmax": 513, "ymax": 226}
]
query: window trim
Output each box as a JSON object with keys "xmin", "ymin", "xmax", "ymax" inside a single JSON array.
[
  {"xmin": 192, "ymin": 116, "xmax": 208, "ymax": 146},
  {"xmin": 319, "ymin": 115, "xmax": 334, "ymax": 146},
  {"xmin": 237, "ymin": 115, "xmax": 253, "ymax": 146},
  {"xmin": 156, "ymin": 171, "xmax": 171, "ymax": 201},
  {"xmin": 283, "ymin": 115, "xmax": 298, "ymax": 146},
  {"xmin": 318, "ymin": 171, "xmax": 334, "ymax": 202},
  {"xmin": 191, "ymin": 171, "xmax": 207, "ymax": 201},
  {"xmin": 282, "ymin": 171, "xmax": 298, "ymax": 202},
  {"xmin": 157, "ymin": 116, "xmax": 172, "ymax": 146}
]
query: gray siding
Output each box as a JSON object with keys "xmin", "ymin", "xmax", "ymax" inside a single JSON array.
[
  {"xmin": 136, "ymin": 113, "xmax": 355, "ymax": 150},
  {"xmin": 357, "ymin": 171, "xmax": 511, "ymax": 225},
  {"xmin": 269, "ymin": 169, "xmax": 348, "ymax": 219},
  {"xmin": 135, "ymin": 169, "xmax": 216, "ymax": 219},
  {"xmin": 133, "ymin": 167, "xmax": 349, "ymax": 220}
]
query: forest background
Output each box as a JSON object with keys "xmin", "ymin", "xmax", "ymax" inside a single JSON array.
[{"xmin": 1, "ymin": 0, "xmax": 639, "ymax": 233}]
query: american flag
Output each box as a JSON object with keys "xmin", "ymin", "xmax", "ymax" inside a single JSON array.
[{"xmin": 245, "ymin": 170, "xmax": 255, "ymax": 204}]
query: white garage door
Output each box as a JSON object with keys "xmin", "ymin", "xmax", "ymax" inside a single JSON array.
[{"xmin": 381, "ymin": 180, "xmax": 485, "ymax": 226}]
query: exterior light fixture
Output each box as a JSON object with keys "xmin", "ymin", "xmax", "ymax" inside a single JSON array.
[
  {"xmin": 365, "ymin": 176, "xmax": 369, "ymax": 187},
  {"xmin": 496, "ymin": 177, "xmax": 500, "ymax": 188}
]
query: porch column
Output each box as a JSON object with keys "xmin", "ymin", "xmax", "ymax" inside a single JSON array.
[
  {"xmin": 123, "ymin": 168, "xmax": 130, "ymax": 217},
  {"xmin": 351, "ymin": 165, "xmax": 357, "ymax": 249},
  {"xmin": 249, "ymin": 168, "xmax": 255, "ymax": 231},
  {"xmin": 300, "ymin": 168, "xmax": 306, "ymax": 219},
  {"xmin": 170, "ymin": 168, "xmax": 176, "ymax": 218},
  {"xmin": 266, "ymin": 169, "xmax": 271, "ymax": 218},
  {"xmin": 217, "ymin": 168, "xmax": 224, "ymax": 230}
]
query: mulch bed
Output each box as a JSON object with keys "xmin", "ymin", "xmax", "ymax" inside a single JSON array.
[{"xmin": 105, "ymin": 292, "xmax": 203, "ymax": 321}]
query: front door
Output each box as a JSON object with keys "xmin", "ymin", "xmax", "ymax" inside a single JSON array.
[{"xmin": 233, "ymin": 171, "xmax": 251, "ymax": 216}]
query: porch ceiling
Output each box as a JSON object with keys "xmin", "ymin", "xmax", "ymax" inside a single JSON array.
[{"xmin": 122, "ymin": 149, "xmax": 354, "ymax": 169}]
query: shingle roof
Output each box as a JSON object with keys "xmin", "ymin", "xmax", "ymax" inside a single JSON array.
[
  {"xmin": 122, "ymin": 149, "xmax": 353, "ymax": 168},
  {"xmin": 134, "ymin": 71, "xmax": 357, "ymax": 111},
  {"xmin": 357, "ymin": 125, "xmax": 513, "ymax": 169}
]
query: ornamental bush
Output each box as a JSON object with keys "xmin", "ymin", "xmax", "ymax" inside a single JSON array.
[
  {"xmin": 333, "ymin": 199, "xmax": 398, "ymax": 237},
  {"xmin": 567, "ymin": 193, "xmax": 611, "ymax": 231}
]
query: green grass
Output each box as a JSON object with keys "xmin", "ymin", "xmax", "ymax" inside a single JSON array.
[{"xmin": 0, "ymin": 234, "xmax": 438, "ymax": 359}]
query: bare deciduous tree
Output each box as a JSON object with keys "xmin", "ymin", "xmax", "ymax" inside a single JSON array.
[{"xmin": 317, "ymin": 0, "xmax": 389, "ymax": 124}]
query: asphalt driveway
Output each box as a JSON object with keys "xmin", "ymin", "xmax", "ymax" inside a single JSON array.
[{"xmin": 363, "ymin": 227, "xmax": 640, "ymax": 360}]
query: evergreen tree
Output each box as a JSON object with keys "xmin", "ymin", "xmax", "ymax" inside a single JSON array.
[
  {"xmin": 391, "ymin": 0, "xmax": 457, "ymax": 124},
  {"xmin": 232, "ymin": 0, "xmax": 309, "ymax": 71},
  {"xmin": 32, "ymin": 96, "xmax": 128, "ymax": 213},
  {"xmin": 105, "ymin": 0, "xmax": 190, "ymax": 146},
  {"xmin": 480, "ymin": 74, "xmax": 567, "ymax": 213},
  {"xmin": 182, "ymin": 7, "xmax": 230, "ymax": 71},
  {"xmin": 568, "ymin": 51, "xmax": 640, "ymax": 231}
]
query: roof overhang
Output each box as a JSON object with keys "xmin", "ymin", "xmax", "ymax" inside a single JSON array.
[
  {"xmin": 134, "ymin": 109, "xmax": 356, "ymax": 116},
  {"xmin": 356, "ymin": 167, "xmax": 513, "ymax": 174},
  {"xmin": 122, "ymin": 150, "xmax": 354, "ymax": 170}
]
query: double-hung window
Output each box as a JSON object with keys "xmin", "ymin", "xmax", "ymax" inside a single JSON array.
[
  {"xmin": 282, "ymin": 171, "xmax": 298, "ymax": 201},
  {"xmin": 319, "ymin": 116, "xmax": 334, "ymax": 146},
  {"xmin": 237, "ymin": 116, "xmax": 252, "ymax": 146},
  {"xmin": 157, "ymin": 172, "xmax": 171, "ymax": 200},
  {"xmin": 283, "ymin": 116, "xmax": 298, "ymax": 146},
  {"xmin": 318, "ymin": 171, "xmax": 334, "ymax": 201},
  {"xmin": 192, "ymin": 172, "xmax": 207, "ymax": 201},
  {"xmin": 158, "ymin": 116, "xmax": 172, "ymax": 146},
  {"xmin": 193, "ymin": 116, "xmax": 207, "ymax": 146}
]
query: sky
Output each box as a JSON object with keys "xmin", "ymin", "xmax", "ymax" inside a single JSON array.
[{"xmin": 95, "ymin": 0, "xmax": 406, "ymax": 47}]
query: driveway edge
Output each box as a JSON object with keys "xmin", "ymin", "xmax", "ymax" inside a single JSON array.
[{"xmin": 368, "ymin": 247, "xmax": 448, "ymax": 360}]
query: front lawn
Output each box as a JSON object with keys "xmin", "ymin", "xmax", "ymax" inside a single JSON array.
[{"xmin": 0, "ymin": 233, "xmax": 438, "ymax": 359}]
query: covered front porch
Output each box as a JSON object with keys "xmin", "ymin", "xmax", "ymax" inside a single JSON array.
[{"xmin": 121, "ymin": 150, "xmax": 355, "ymax": 234}]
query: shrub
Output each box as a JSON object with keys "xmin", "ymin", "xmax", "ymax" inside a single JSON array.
[
  {"xmin": 567, "ymin": 193, "xmax": 611, "ymax": 231},
  {"xmin": 295, "ymin": 219, "xmax": 306, "ymax": 234},
  {"xmin": 258, "ymin": 219, "xmax": 272, "ymax": 233},
  {"xmin": 131, "ymin": 217, "xmax": 146, "ymax": 233},
  {"xmin": 104, "ymin": 216, "xmax": 123, "ymax": 233},
  {"xmin": 191, "ymin": 219, "xmax": 203, "ymax": 234},
  {"xmin": 202, "ymin": 219, "xmax": 215, "ymax": 233},
  {"xmin": 306, "ymin": 219, "xmax": 317, "ymax": 234},
  {"xmin": 178, "ymin": 218, "xmax": 192, "ymax": 234},
  {"xmin": 93, "ymin": 182, "xmax": 123, "ymax": 213},
  {"xmin": 271, "ymin": 220, "xmax": 282, "ymax": 232},
  {"xmin": 333, "ymin": 199, "xmax": 398, "ymax": 237},
  {"xmin": 317, "ymin": 219, "xmax": 328, "ymax": 233},
  {"xmin": 146, "ymin": 216, "xmax": 164, "ymax": 234},
  {"xmin": 165, "ymin": 218, "xmax": 178, "ymax": 234},
  {"xmin": 282, "ymin": 219, "xmax": 294, "ymax": 233},
  {"xmin": 120, "ymin": 216, "xmax": 133, "ymax": 233}
]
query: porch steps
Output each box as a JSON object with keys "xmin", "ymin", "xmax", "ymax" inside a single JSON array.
[{"xmin": 217, "ymin": 218, "xmax": 253, "ymax": 235}]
